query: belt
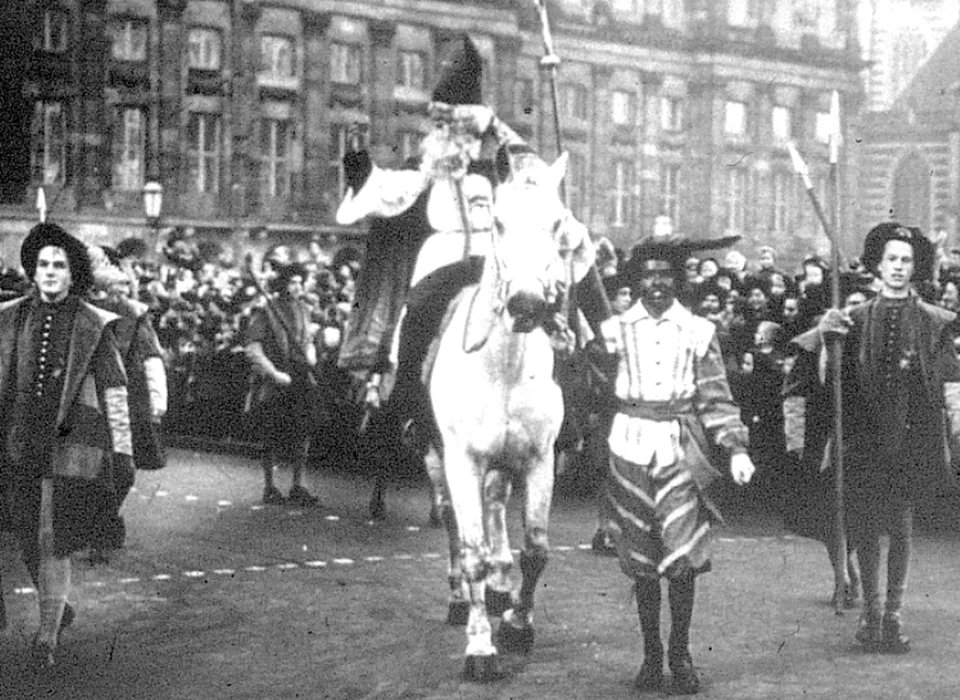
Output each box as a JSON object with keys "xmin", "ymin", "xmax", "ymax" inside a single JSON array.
[{"xmin": 618, "ymin": 399, "xmax": 694, "ymax": 421}]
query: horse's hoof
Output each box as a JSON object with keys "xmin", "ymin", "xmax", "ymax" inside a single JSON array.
[
  {"xmin": 485, "ymin": 589, "xmax": 512, "ymax": 617},
  {"xmin": 446, "ymin": 600, "xmax": 470, "ymax": 626},
  {"xmin": 496, "ymin": 621, "xmax": 535, "ymax": 654},
  {"xmin": 462, "ymin": 654, "xmax": 504, "ymax": 682}
]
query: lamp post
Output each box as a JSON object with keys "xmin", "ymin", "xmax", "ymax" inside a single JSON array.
[{"xmin": 142, "ymin": 180, "xmax": 163, "ymax": 257}]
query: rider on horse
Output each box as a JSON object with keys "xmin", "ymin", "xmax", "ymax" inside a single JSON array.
[{"xmin": 335, "ymin": 35, "xmax": 610, "ymax": 452}]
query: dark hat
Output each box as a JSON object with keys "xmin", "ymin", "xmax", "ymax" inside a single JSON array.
[
  {"xmin": 269, "ymin": 261, "xmax": 308, "ymax": 294},
  {"xmin": 432, "ymin": 34, "xmax": 483, "ymax": 105},
  {"xmin": 742, "ymin": 274, "xmax": 772, "ymax": 297},
  {"xmin": 626, "ymin": 233, "xmax": 740, "ymax": 274},
  {"xmin": 21, "ymin": 222, "xmax": 93, "ymax": 295},
  {"xmin": 623, "ymin": 233, "xmax": 740, "ymax": 294},
  {"xmin": 861, "ymin": 222, "xmax": 935, "ymax": 282}
]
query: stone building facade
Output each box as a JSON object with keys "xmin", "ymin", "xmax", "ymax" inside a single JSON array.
[
  {"xmin": 1, "ymin": 0, "xmax": 864, "ymax": 269},
  {"xmin": 855, "ymin": 20, "xmax": 960, "ymax": 243}
]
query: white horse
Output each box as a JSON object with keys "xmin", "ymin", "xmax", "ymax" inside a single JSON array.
[{"xmin": 423, "ymin": 153, "xmax": 577, "ymax": 681}]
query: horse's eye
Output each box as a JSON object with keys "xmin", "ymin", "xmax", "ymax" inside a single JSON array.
[{"xmin": 495, "ymin": 220, "xmax": 506, "ymax": 236}]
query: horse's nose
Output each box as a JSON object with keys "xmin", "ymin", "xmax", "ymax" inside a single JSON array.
[{"xmin": 506, "ymin": 287, "xmax": 547, "ymax": 331}]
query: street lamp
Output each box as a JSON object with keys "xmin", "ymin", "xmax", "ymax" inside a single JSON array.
[{"xmin": 142, "ymin": 180, "xmax": 163, "ymax": 256}]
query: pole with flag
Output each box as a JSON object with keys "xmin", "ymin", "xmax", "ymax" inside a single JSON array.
[{"xmin": 786, "ymin": 90, "xmax": 847, "ymax": 615}]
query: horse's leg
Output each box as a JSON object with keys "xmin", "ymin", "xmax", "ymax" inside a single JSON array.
[
  {"xmin": 497, "ymin": 454, "xmax": 553, "ymax": 655},
  {"xmin": 483, "ymin": 469, "xmax": 514, "ymax": 616},
  {"xmin": 444, "ymin": 451, "xmax": 500, "ymax": 681},
  {"xmin": 424, "ymin": 444, "xmax": 468, "ymax": 624}
]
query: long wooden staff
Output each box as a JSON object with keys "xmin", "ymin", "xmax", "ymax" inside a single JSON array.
[{"xmin": 788, "ymin": 92, "xmax": 847, "ymax": 614}]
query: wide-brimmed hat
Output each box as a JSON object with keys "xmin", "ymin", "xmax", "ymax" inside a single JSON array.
[
  {"xmin": 21, "ymin": 222, "xmax": 93, "ymax": 294},
  {"xmin": 861, "ymin": 222, "xmax": 935, "ymax": 282},
  {"xmin": 625, "ymin": 233, "xmax": 740, "ymax": 281}
]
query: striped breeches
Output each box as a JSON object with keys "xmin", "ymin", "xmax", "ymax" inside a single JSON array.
[{"xmin": 604, "ymin": 452, "xmax": 713, "ymax": 581}]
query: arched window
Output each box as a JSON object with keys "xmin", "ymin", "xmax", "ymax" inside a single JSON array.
[{"xmin": 891, "ymin": 151, "xmax": 930, "ymax": 230}]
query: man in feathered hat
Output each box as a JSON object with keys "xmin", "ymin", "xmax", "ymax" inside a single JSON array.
[
  {"xmin": 599, "ymin": 230, "xmax": 754, "ymax": 694},
  {"xmin": 335, "ymin": 34, "xmax": 603, "ymax": 456},
  {"xmin": 811, "ymin": 221, "xmax": 960, "ymax": 653},
  {"xmin": 0, "ymin": 223, "xmax": 134, "ymax": 668},
  {"xmin": 244, "ymin": 261, "xmax": 320, "ymax": 506}
]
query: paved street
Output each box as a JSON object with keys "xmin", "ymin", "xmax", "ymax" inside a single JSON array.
[{"xmin": 1, "ymin": 447, "xmax": 959, "ymax": 700}]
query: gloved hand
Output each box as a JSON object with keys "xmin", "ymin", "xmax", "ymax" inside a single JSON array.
[
  {"xmin": 730, "ymin": 452, "xmax": 755, "ymax": 486},
  {"xmin": 818, "ymin": 307, "xmax": 852, "ymax": 341},
  {"xmin": 343, "ymin": 150, "xmax": 372, "ymax": 191}
]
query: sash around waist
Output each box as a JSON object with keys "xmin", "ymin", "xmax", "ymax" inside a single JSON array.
[{"xmin": 618, "ymin": 399, "xmax": 694, "ymax": 421}]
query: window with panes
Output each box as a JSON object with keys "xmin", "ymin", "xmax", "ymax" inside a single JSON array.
[
  {"xmin": 561, "ymin": 84, "xmax": 589, "ymax": 122},
  {"xmin": 611, "ymin": 90, "xmax": 635, "ymax": 126},
  {"xmin": 331, "ymin": 42, "xmax": 362, "ymax": 84},
  {"xmin": 814, "ymin": 110, "xmax": 833, "ymax": 144},
  {"xmin": 660, "ymin": 163, "xmax": 681, "ymax": 227},
  {"xmin": 725, "ymin": 167, "xmax": 748, "ymax": 232},
  {"xmin": 328, "ymin": 124, "xmax": 368, "ymax": 199},
  {"xmin": 187, "ymin": 113, "xmax": 221, "ymax": 194},
  {"xmin": 261, "ymin": 119, "xmax": 291, "ymax": 198},
  {"xmin": 32, "ymin": 101, "xmax": 65, "ymax": 185},
  {"xmin": 35, "ymin": 9, "xmax": 67, "ymax": 53},
  {"xmin": 772, "ymin": 105, "xmax": 792, "ymax": 142},
  {"xmin": 610, "ymin": 160, "xmax": 635, "ymax": 227},
  {"xmin": 397, "ymin": 51, "xmax": 425, "ymax": 90},
  {"xmin": 660, "ymin": 97, "xmax": 683, "ymax": 132},
  {"xmin": 113, "ymin": 107, "xmax": 144, "ymax": 191},
  {"xmin": 771, "ymin": 171, "xmax": 795, "ymax": 234},
  {"xmin": 261, "ymin": 35, "xmax": 296, "ymax": 81},
  {"xmin": 188, "ymin": 28, "xmax": 222, "ymax": 70},
  {"xmin": 724, "ymin": 101, "xmax": 748, "ymax": 136},
  {"xmin": 109, "ymin": 18, "xmax": 148, "ymax": 62}
]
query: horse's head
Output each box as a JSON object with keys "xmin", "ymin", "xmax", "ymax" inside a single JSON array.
[{"xmin": 491, "ymin": 152, "xmax": 574, "ymax": 333}]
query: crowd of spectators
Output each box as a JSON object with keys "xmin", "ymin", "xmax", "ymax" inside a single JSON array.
[
  {"xmin": 4, "ymin": 226, "xmax": 960, "ymax": 487},
  {"xmin": 0, "ymin": 229, "xmax": 362, "ymax": 453}
]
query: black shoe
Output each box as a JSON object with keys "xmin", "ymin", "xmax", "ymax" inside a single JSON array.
[
  {"xmin": 881, "ymin": 613, "xmax": 911, "ymax": 654},
  {"xmin": 633, "ymin": 656, "xmax": 663, "ymax": 691},
  {"xmin": 288, "ymin": 486, "xmax": 318, "ymax": 508},
  {"xmin": 262, "ymin": 486, "xmax": 285, "ymax": 505},
  {"xmin": 669, "ymin": 653, "xmax": 700, "ymax": 695},
  {"xmin": 855, "ymin": 610, "xmax": 883, "ymax": 650}
]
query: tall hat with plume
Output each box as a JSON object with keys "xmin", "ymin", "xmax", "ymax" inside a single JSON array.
[{"xmin": 432, "ymin": 34, "xmax": 483, "ymax": 105}]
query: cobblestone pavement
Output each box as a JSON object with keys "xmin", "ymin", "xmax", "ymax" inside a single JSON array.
[{"xmin": 1, "ymin": 448, "xmax": 959, "ymax": 700}]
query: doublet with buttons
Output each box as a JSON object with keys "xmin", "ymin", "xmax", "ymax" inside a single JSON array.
[
  {"xmin": 873, "ymin": 297, "xmax": 925, "ymax": 462},
  {"xmin": 15, "ymin": 296, "xmax": 78, "ymax": 478}
]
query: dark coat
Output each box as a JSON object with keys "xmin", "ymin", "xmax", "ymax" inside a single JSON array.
[
  {"xmin": 0, "ymin": 294, "xmax": 134, "ymax": 555},
  {"xmin": 790, "ymin": 294, "xmax": 960, "ymax": 501}
]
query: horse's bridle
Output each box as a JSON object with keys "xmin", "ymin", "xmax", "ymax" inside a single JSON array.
[{"xmin": 486, "ymin": 200, "xmax": 573, "ymax": 329}]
